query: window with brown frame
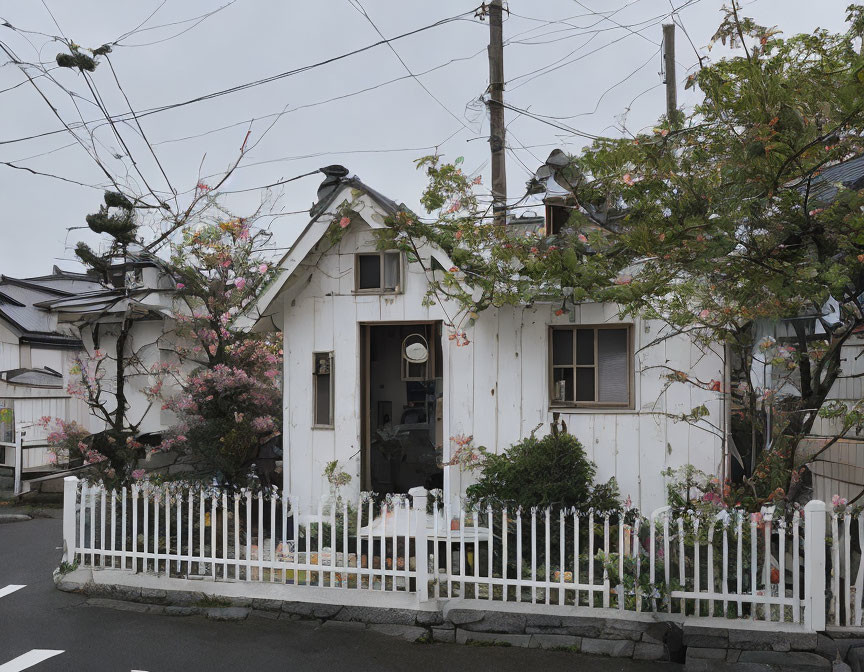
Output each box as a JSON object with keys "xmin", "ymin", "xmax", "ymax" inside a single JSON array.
[
  {"xmin": 545, "ymin": 203, "xmax": 571, "ymax": 236},
  {"xmin": 313, "ymin": 352, "xmax": 334, "ymax": 427},
  {"xmin": 354, "ymin": 252, "xmax": 401, "ymax": 293},
  {"xmin": 549, "ymin": 325, "xmax": 632, "ymax": 407}
]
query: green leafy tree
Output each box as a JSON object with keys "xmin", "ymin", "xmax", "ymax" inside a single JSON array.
[{"xmin": 386, "ymin": 5, "xmax": 864, "ymax": 508}]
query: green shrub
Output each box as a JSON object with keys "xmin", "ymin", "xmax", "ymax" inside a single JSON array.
[{"xmin": 465, "ymin": 421, "xmax": 619, "ymax": 510}]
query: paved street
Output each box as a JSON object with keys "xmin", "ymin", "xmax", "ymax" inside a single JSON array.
[{"xmin": 0, "ymin": 515, "xmax": 679, "ymax": 671}]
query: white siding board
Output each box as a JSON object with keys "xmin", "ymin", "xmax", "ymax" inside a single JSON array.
[
  {"xmin": 332, "ymin": 296, "xmax": 359, "ymax": 496},
  {"xmin": 495, "ymin": 307, "xmax": 522, "ymax": 455},
  {"xmin": 518, "ymin": 306, "xmax": 547, "ymax": 440},
  {"xmin": 472, "ymin": 308, "xmax": 499, "ymax": 453}
]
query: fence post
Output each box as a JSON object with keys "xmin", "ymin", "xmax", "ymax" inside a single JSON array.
[
  {"xmin": 803, "ymin": 499, "xmax": 827, "ymax": 632},
  {"xmin": 62, "ymin": 476, "xmax": 79, "ymax": 565},
  {"xmin": 409, "ymin": 486, "xmax": 429, "ymax": 603},
  {"xmin": 13, "ymin": 430, "xmax": 23, "ymax": 496}
]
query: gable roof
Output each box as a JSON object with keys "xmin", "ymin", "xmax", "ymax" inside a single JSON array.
[
  {"xmin": 0, "ymin": 367, "xmax": 63, "ymax": 388},
  {"xmin": 0, "ymin": 269, "xmax": 101, "ymax": 347},
  {"xmin": 236, "ymin": 166, "xmax": 409, "ymax": 332},
  {"xmin": 802, "ymin": 155, "xmax": 864, "ymax": 204}
]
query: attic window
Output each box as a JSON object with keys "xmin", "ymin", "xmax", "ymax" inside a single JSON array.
[
  {"xmin": 110, "ymin": 267, "xmax": 142, "ymax": 289},
  {"xmin": 355, "ymin": 252, "xmax": 401, "ymax": 293},
  {"xmin": 545, "ymin": 204, "xmax": 570, "ymax": 236}
]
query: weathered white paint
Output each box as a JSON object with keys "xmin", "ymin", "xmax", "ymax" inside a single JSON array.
[
  {"xmin": 0, "ymin": 320, "xmax": 20, "ymax": 371},
  {"xmin": 275, "ymin": 187, "xmax": 724, "ymax": 513},
  {"xmin": 29, "ymin": 347, "xmax": 62, "ymax": 373}
]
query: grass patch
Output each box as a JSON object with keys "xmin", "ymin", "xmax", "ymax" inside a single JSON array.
[
  {"xmin": 549, "ymin": 645, "xmax": 580, "ymax": 653},
  {"xmin": 194, "ymin": 595, "xmax": 232, "ymax": 608},
  {"xmin": 465, "ymin": 640, "xmax": 512, "ymax": 648},
  {"xmin": 58, "ymin": 560, "xmax": 79, "ymax": 575}
]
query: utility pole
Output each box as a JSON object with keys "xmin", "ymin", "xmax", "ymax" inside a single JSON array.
[
  {"xmin": 487, "ymin": 0, "xmax": 507, "ymax": 224},
  {"xmin": 662, "ymin": 23, "xmax": 678, "ymax": 124}
]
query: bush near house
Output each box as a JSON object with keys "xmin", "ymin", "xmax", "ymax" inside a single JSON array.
[{"xmin": 465, "ymin": 420, "xmax": 620, "ymax": 510}]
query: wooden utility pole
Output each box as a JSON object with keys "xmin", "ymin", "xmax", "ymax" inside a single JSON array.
[
  {"xmin": 662, "ymin": 23, "xmax": 678, "ymax": 124},
  {"xmin": 487, "ymin": 0, "xmax": 507, "ymax": 224}
]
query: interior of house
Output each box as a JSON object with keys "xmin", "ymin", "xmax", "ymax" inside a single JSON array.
[{"xmin": 364, "ymin": 322, "xmax": 443, "ymax": 495}]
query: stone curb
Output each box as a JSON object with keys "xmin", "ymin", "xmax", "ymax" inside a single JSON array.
[
  {"xmin": 60, "ymin": 567, "xmax": 861, "ymax": 667},
  {"xmin": 0, "ymin": 514, "xmax": 32, "ymax": 524}
]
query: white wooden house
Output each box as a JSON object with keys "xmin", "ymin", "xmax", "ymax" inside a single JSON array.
[
  {"xmin": 0, "ymin": 268, "xmax": 102, "ymax": 482},
  {"xmin": 0, "ymin": 251, "xmax": 188, "ymax": 493},
  {"xmin": 39, "ymin": 246, "xmax": 183, "ymax": 440},
  {"xmin": 241, "ymin": 167, "xmax": 726, "ymax": 513}
]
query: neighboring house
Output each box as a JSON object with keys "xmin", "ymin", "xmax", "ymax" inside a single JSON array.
[
  {"xmin": 39, "ymin": 245, "xmax": 182, "ymax": 441},
  {"xmin": 241, "ymin": 166, "xmax": 726, "ymax": 513},
  {"xmin": 0, "ymin": 268, "xmax": 102, "ymax": 479}
]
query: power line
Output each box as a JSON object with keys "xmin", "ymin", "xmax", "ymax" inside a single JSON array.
[
  {"xmin": 512, "ymin": 47, "xmax": 661, "ymax": 122},
  {"xmin": 497, "ymin": 101, "xmax": 603, "ymax": 140},
  {"xmin": 504, "ymin": 2, "xmax": 643, "ymax": 44},
  {"xmin": 0, "ymin": 8, "xmax": 482, "ymax": 148},
  {"xmin": 113, "ymin": 1, "xmax": 237, "ymax": 48},
  {"xmin": 347, "ymin": 0, "xmax": 473, "ymax": 132},
  {"xmin": 507, "ymin": 0, "xmax": 703, "ymax": 91},
  {"xmin": 196, "ymin": 168, "xmax": 322, "ymax": 196}
]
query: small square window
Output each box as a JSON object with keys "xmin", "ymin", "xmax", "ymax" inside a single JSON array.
[
  {"xmin": 313, "ymin": 352, "xmax": 333, "ymax": 427},
  {"xmin": 550, "ymin": 326, "xmax": 632, "ymax": 408},
  {"xmin": 355, "ymin": 252, "xmax": 401, "ymax": 293}
]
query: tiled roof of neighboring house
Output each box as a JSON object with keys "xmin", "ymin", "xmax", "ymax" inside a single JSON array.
[
  {"xmin": 0, "ymin": 367, "xmax": 63, "ymax": 388},
  {"xmin": 0, "ymin": 267, "xmax": 100, "ymax": 347},
  {"xmin": 802, "ymin": 155, "xmax": 864, "ymax": 205}
]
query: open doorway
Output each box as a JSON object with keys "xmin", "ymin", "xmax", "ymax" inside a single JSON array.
[{"xmin": 361, "ymin": 322, "xmax": 444, "ymax": 495}]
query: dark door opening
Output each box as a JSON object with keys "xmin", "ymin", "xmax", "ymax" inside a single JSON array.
[{"xmin": 361, "ymin": 322, "xmax": 443, "ymax": 495}]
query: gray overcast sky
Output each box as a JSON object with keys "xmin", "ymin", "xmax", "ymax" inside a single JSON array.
[{"xmin": 0, "ymin": 0, "xmax": 851, "ymax": 277}]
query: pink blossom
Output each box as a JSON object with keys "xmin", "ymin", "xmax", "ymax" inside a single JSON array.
[
  {"xmin": 234, "ymin": 277, "xmax": 247, "ymax": 291},
  {"xmin": 131, "ymin": 469, "xmax": 146, "ymax": 480},
  {"xmin": 750, "ymin": 512, "xmax": 763, "ymax": 524},
  {"xmin": 339, "ymin": 216, "xmax": 351, "ymax": 228},
  {"xmin": 251, "ymin": 416, "xmax": 274, "ymax": 433},
  {"xmin": 699, "ymin": 309, "xmax": 710, "ymax": 319},
  {"xmin": 176, "ymin": 283, "xmax": 185, "ymax": 290},
  {"xmin": 258, "ymin": 264, "xmax": 268, "ymax": 274},
  {"xmin": 577, "ymin": 234, "xmax": 588, "ymax": 243},
  {"xmin": 832, "ymin": 494, "xmax": 848, "ymax": 509}
]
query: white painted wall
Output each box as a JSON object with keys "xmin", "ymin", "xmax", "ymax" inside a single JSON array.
[
  {"xmin": 76, "ymin": 318, "xmax": 174, "ymax": 436},
  {"xmin": 0, "ymin": 320, "xmax": 20, "ymax": 371},
  {"xmin": 279, "ymin": 216, "xmax": 724, "ymax": 513},
  {"xmin": 30, "ymin": 347, "xmax": 62, "ymax": 372}
]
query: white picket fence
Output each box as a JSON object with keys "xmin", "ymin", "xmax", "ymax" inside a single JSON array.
[
  {"xmin": 827, "ymin": 511, "xmax": 864, "ymax": 628},
  {"xmin": 61, "ymin": 477, "xmax": 836, "ymax": 631}
]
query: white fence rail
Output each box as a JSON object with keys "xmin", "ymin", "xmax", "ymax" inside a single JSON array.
[{"xmin": 62, "ymin": 477, "xmax": 832, "ymax": 630}]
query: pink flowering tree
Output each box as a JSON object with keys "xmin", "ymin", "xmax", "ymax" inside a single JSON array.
[{"xmin": 155, "ymin": 216, "xmax": 282, "ymax": 487}]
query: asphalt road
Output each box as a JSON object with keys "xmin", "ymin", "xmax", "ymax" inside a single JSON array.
[{"xmin": 0, "ymin": 515, "xmax": 681, "ymax": 671}]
